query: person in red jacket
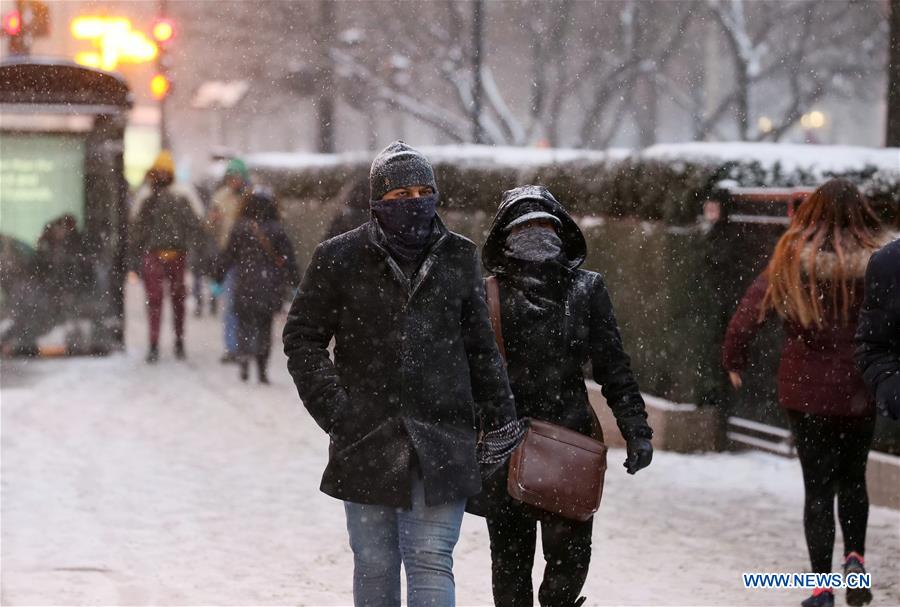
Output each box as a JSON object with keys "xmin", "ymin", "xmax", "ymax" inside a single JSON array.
[{"xmin": 722, "ymin": 178, "xmax": 892, "ymax": 607}]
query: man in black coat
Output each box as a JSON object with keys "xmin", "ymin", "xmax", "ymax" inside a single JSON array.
[
  {"xmin": 283, "ymin": 141, "xmax": 519, "ymax": 605},
  {"xmin": 856, "ymin": 236, "xmax": 900, "ymax": 420}
]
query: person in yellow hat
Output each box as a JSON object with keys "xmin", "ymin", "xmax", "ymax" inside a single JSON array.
[{"xmin": 130, "ymin": 151, "xmax": 203, "ymax": 363}]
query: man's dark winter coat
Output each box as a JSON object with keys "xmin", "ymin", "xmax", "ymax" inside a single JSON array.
[
  {"xmin": 482, "ymin": 186, "xmax": 652, "ymax": 442},
  {"xmin": 283, "ymin": 216, "xmax": 517, "ymax": 508},
  {"xmin": 856, "ymin": 237, "xmax": 900, "ymax": 419}
]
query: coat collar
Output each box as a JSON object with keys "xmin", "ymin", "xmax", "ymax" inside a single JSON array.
[
  {"xmin": 801, "ymin": 232, "xmax": 899, "ymax": 280},
  {"xmin": 367, "ymin": 214, "xmax": 450, "ymax": 300}
]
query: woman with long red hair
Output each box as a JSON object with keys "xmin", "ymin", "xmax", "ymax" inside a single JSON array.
[{"xmin": 723, "ymin": 178, "xmax": 893, "ymax": 607}]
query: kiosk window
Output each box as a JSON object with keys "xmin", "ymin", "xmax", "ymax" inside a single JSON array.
[{"xmin": 0, "ymin": 133, "xmax": 86, "ymax": 247}]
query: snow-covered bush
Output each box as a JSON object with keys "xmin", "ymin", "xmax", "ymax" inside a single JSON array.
[{"xmin": 247, "ymin": 143, "xmax": 899, "ymax": 225}]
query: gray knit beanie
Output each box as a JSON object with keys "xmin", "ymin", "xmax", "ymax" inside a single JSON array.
[{"xmin": 369, "ymin": 141, "xmax": 437, "ymax": 201}]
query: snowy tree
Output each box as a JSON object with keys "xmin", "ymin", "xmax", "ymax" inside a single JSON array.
[{"xmin": 659, "ymin": 0, "xmax": 887, "ymax": 142}]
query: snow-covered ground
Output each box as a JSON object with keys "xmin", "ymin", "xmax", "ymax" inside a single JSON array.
[{"xmin": 2, "ymin": 285, "xmax": 899, "ymax": 606}]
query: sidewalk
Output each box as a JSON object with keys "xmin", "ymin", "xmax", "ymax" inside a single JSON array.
[{"xmin": 2, "ymin": 285, "xmax": 898, "ymax": 606}]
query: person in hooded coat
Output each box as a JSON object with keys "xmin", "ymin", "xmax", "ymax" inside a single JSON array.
[
  {"xmin": 282, "ymin": 141, "xmax": 522, "ymax": 607},
  {"xmin": 481, "ymin": 185, "xmax": 654, "ymax": 607},
  {"xmin": 218, "ymin": 186, "xmax": 298, "ymax": 384},
  {"xmin": 855, "ymin": 235, "xmax": 900, "ymax": 421},
  {"xmin": 723, "ymin": 179, "xmax": 892, "ymax": 607}
]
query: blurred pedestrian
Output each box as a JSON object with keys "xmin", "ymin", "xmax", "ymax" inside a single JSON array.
[
  {"xmin": 218, "ymin": 186, "xmax": 298, "ymax": 383},
  {"xmin": 132, "ymin": 155, "xmax": 208, "ymax": 318},
  {"xmin": 209, "ymin": 158, "xmax": 251, "ymax": 363},
  {"xmin": 130, "ymin": 151, "xmax": 203, "ymax": 363},
  {"xmin": 0, "ymin": 216, "xmax": 94, "ymax": 355},
  {"xmin": 282, "ymin": 141, "xmax": 522, "ymax": 606},
  {"xmin": 322, "ymin": 174, "xmax": 371, "ymax": 241},
  {"xmin": 35, "ymin": 214, "xmax": 95, "ymax": 351},
  {"xmin": 480, "ymin": 186, "xmax": 653, "ymax": 607},
  {"xmin": 723, "ymin": 178, "xmax": 892, "ymax": 607},
  {"xmin": 855, "ymin": 235, "xmax": 900, "ymax": 420},
  {"xmin": 189, "ymin": 194, "xmax": 217, "ymax": 318}
]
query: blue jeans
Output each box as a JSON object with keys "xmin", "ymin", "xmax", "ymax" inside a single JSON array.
[
  {"xmin": 223, "ymin": 269, "xmax": 238, "ymax": 354},
  {"xmin": 344, "ymin": 474, "xmax": 465, "ymax": 607}
]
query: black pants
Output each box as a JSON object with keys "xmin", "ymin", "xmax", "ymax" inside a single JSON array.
[
  {"xmin": 236, "ymin": 309, "xmax": 273, "ymax": 371},
  {"xmin": 486, "ymin": 500, "xmax": 593, "ymax": 607},
  {"xmin": 786, "ymin": 410, "xmax": 875, "ymax": 574}
]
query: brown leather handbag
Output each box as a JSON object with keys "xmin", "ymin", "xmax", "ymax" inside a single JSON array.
[{"xmin": 485, "ymin": 276, "xmax": 608, "ymax": 522}]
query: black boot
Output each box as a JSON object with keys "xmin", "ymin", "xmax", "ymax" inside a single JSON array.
[
  {"xmin": 257, "ymin": 356, "xmax": 269, "ymax": 384},
  {"xmin": 801, "ymin": 589, "xmax": 834, "ymax": 607},
  {"xmin": 146, "ymin": 344, "xmax": 159, "ymax": 363},
  {"xmin": 174, "ymin": 338, "xmax": 186, "ymax": 360},
  {"xmin": 239, "ymin": 358, "xmax": 249, "ymax": 382}
]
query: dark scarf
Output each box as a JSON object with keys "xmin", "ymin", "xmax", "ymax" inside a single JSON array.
[
  {"xmin": 499, "ymin": 257, "xmax": 572, "ymax": 318},
  {"xmin": 498, "ymin": 256, "xmax": 573, "ymax": 397},
  {"xmin": 370, "ymin": 194, "xmax": 438, "ymax": 265}
]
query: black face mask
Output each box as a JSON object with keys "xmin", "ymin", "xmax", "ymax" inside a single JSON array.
[{"xmin": 371, "ymin": 194, "xmax": 438, "ymax": 263}]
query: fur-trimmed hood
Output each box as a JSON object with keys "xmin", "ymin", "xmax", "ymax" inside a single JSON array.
[{"xmin": 802, "ymin": 232, "xmax": 899, "ymax": 280}]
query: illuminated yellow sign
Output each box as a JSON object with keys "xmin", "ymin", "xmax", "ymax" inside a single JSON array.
[{"xmin": 71, "ymin": 16, "xmax": 157, "ymax": 71}]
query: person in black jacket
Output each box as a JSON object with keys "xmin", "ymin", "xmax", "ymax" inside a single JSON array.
[
  {"xmin": 282, "ymin": 141, "xmax": 522, "ymax": 606},
  {"xmin": 856, "ymin": 235, "xmax": 900, "ymax": 420},
  {"xmin": 322, "ymin": 174, "xmax": 371, "ymax": 241},
  {"xmin": 219, "ymin": 186, "xmax": 299, "ymax": 383},
  {"xmin": 481, "ymin": 185, "xmax": 653, "ymax": 607}
]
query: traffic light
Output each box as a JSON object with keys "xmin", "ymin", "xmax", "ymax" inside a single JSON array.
[
  {"xmin": 2, "ymin": 1, "xmax": 49, "ymax": 55},
  {"xmin": 150, "ymin": 73, "xmax": 171, "ymax": 100},
  {"xmin": 151, "ymin": 18, "xmax": 174, "ymax": 45},
  {"xmin": 2, "ymin": 9, "xmax": 22, "ymax": 36}
]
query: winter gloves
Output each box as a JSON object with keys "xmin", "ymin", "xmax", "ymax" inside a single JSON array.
[
  {"xmin": 624, "ymin": 437, "xmax": 653, "ymax": 474},
  {"xmin": 477, "ymin": 418, "xmax": 528, "ymax": 465},
  {"xmin": 876, "ymin": 375, "xmax": 899, "ymax": 420}
]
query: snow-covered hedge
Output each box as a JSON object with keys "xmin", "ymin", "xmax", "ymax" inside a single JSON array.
[{"xmin": 246, "ymin": 143, "xmax": 900, "ymax": 224}]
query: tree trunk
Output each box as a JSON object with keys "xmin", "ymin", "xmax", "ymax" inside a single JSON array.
[
  {"xmin": 888, "ymin": 0, "xmax": 900, "ymax": 146},
  {"xmin": 317, "ymin": 0, "xmax": 336, "ymax": 153},
  {"xmin": 472, "ymin": 0, "xmax": 485, "ymax": 144}
]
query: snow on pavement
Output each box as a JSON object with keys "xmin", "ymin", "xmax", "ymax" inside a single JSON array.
[{"xmin": 2, "ymin": 286, "xmax": 899, "ymax": 606}]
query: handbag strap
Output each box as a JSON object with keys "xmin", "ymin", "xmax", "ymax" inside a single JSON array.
[{"xmin": 484, "ymin": 275, "xmax": 507, "ymax": 363}]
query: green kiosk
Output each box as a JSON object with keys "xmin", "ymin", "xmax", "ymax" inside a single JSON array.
[{"xmin": 0, "ymin": 58, "xmax": 132, "ymax": 355}]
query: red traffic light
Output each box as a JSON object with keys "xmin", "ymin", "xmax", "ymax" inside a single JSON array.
[
  {"xmin": 151, "ymin": 18, "xmax": 174, "ymax": 43},
  {"xmin": 2, "ymin": 9, "xmax": 22, "ymax": 36}
]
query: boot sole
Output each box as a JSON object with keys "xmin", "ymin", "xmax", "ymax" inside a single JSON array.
[{"xmin": 846, "ymin": 587, "xmax": 872, "ymax": 607}]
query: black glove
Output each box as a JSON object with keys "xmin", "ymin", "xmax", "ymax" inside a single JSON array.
[
  {"xmin": 624, "ymin": 437, "xmax": 653, "ymax": 474},
  {"xmin": 477, "ymin": 418, "xmax": 528, "ymax": 465},
  {"xmin": 876, "ymin": 375, "xmax": 900, "ymax": 421}
]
